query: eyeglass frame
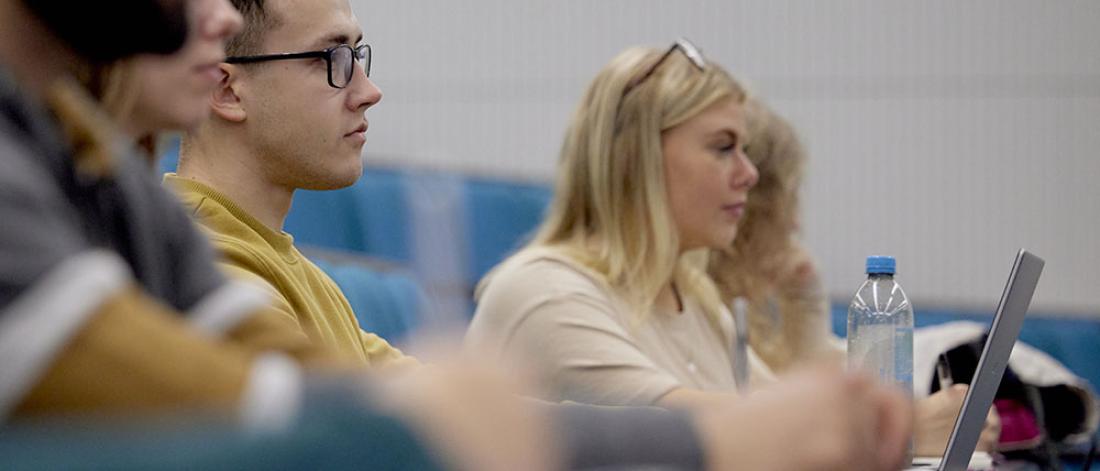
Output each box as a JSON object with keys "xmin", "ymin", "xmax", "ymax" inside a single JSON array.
[{"xmin": 225, "ymin": 43, "xmax": 371, "ymax": 89}]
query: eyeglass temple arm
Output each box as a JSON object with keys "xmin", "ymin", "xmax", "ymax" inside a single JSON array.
[{"xmin": 225, "ymin": 51, "xmax": 324, "ymax": 64}]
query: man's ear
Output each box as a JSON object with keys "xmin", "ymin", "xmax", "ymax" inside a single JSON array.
[{"xmin": 210, "ymin": 63, "xmax": 247, "ymax": 123}]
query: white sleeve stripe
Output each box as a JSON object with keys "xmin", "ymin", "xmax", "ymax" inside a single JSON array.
[
  {"xmin": 239, "ymin": 353, "xmax": 302, "ymax": 433},
  {"xmin": 188, "ymin": 280, "xmax": 271, "ymax": 337},
  {"xmin": 0, "ymin": 250, "xmax": 131, "ymax": 420}
]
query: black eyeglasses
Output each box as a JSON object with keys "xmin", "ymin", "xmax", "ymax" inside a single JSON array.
[
  {"xmin": 621, "ymin": 38, "xmax": 706, "ymax": 100},
  {"xmin": 226, "ymin": 44, "xmax": 371, "ymax": 89}
]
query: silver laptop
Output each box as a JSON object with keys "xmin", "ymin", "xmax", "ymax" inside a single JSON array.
[{"xmin": 906, "ymin": 249, "xmax": 1044, "ymax": 471}]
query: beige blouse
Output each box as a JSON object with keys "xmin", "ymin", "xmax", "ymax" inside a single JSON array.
[{"xmin": 467, "ymin": 247, "xmax": 771, "ymax": 406}]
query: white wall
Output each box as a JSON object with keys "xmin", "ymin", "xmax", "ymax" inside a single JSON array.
[{"xmin": 354, "ymin": 0, "xmax": 1100, "ymax": 316}]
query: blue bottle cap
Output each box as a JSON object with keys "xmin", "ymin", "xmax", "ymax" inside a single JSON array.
[{"xmin": 866, "ymin": 256, "xmax": 896, "ymax": 275}]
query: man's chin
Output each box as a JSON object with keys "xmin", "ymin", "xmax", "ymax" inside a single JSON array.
[
  {"xmin": 300, "ymin": 166, "xmax": 363, "ymax": 191},
  {"xmin": 305, "ymin": 176, "xmax": 360, "ymax": 191}
]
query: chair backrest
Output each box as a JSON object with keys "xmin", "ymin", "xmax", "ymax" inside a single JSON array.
[
  {"xmin": 309, "ymin": 251, "xmax": 426, "ymax": 345},
  {"xmin": 463, "ymin": 177, "xmax": 552, "ymax": 283},
  {"xmin": 286, "ymin": 187, "xmax": 367, "ymax": 254}
]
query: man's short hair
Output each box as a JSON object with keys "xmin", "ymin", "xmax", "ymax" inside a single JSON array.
[{"xmin": 226, "ymin": 0, "xmax": 281, "ymax": 56}]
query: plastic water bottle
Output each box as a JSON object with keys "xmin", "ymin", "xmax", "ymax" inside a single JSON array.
[
  {"xmin": 848, "ymin": 256, "xmax": 914, "ymax": 462},
  {"xmin": 847, "ymin": 256, "xmax": 914, "ymax": 394}
]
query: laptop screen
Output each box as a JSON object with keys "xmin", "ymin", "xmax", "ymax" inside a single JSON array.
[{"xmin": 938, "ymin": 249, "xmax": 1044, "ymax": 471}]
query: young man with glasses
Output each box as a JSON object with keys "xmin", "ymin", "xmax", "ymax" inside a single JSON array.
[{"xmin": 169, "ymin": 0, "xmax": 403, "ymax": 366}]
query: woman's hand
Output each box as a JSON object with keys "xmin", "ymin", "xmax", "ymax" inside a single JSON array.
[
  {"xmin": 695, "ymin": 367, "xmax": 913, "ymax": 471},
  {"xmin": 914, "ymin": 384, "xmax": 1001, "ymax": 456}
]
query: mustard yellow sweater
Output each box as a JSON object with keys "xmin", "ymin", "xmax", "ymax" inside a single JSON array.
[{"xmin": 165, "ymin": 174, "xmax": 415, "ymax": 369}]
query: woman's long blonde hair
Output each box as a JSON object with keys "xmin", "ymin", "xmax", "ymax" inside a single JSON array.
[
  {"xmin": 87, "ymin": 60, "xmax": 160, "ymax": 160},
  {"xmin": 527, "ymin": 45, "xmax": 748, "ymax": 322}
]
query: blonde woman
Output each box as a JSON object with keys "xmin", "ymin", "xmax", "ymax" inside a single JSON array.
[
  {"xmin": 470, "ymin": 40, "xmax": 809, "ymax": 409},
  {"xmin": 462, "ymin": 39, "xmax": 955, "ymax": 464},
  {"xmin": 708, "ymin": 99, "xmax": 1001, "ymax": 456}
]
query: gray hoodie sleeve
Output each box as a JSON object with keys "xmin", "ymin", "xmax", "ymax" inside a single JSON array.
[
  {"xmin": 542, "ymin": 401, "xmax": 705, "ymax": 470},
  {"xmin": 0, "ymin": 127, "xmax": 87, "ymax": 310}
]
